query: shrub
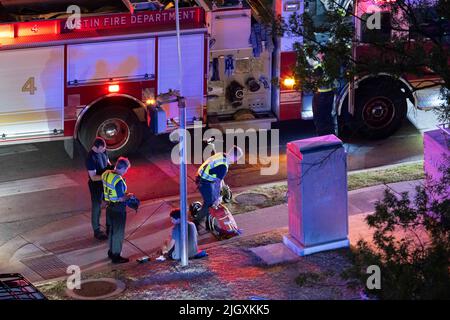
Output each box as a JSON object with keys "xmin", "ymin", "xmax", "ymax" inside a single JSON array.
[{"xmin": 345, "ymin": 163, "xmax": 450, "ymax": 299}]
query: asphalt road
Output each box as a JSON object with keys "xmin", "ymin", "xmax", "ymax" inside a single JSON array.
[{"xmin": 0, "ymin": 119, "xmax": 423, "ymax": 246}]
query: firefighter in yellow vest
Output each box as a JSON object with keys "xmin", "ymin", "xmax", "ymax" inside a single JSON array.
[
  {"xmin": 195, "ymin": 145, "xmax": 243, "ymax": 230},
  {"xmin": 312, "ymin": 54, "xmax": 337, "ymax": 136},
  {"xmin": 102, "ymin": 157, "xmax": 132, "ymax": 264}
]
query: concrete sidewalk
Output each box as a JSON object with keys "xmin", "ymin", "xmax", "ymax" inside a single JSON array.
[{"xmin": 0, "ymin": 179, "xmax": 423, "ymax": 284}]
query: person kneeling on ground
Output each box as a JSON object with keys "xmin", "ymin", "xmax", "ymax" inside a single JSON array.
[{"xmin": 162, "ymin": 209, "xmax": 207, "ymax": 260}]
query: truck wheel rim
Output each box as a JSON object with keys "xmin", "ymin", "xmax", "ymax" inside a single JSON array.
[
  {"xmin": 362, "ymin": 96, "xmax": 395, "ymax": 129},
  {"xmin": 97, "ymin": 118, "xmax": 130, "ymax": 151}
]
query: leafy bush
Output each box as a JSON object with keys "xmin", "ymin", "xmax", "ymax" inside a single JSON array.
[{"xmin": 345, "ymin": 163, "xmax": 450, "ymax": 299}]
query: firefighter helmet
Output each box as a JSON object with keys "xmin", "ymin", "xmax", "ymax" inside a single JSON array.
[{"xmin": 189, "ymin": 201, "xmax": 203, "ymax": 219}]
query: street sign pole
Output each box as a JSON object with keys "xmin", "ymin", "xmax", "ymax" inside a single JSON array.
[
  {"xmin": 349, "ymin": 2, "xmax": 356, "ymax": 115},
  {"xmin": 174, "ymin": 0, "xmax": 188, "ymax": 267},
  {"xmin": 179, "ymin": 96, "xmax": 188, "ymax": 267}
]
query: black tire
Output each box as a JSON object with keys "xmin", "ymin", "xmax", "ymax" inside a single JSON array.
[
  {"xmin": 337, "ymin": 96, "xmax": 354, "ymax": 138},
  {"xmin": 79, "ymin": 106, "xmax": 143, "ymax": 159},
  {"xmin": 352, "ymin": 87, "xmax": 407, "ymax": 139}
]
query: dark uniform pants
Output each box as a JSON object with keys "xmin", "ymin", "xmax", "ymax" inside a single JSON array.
[
  {"xmin": 106, "ymin": 203, "xmax": 127, "ymax": 256},
  {"xmin": 195, "ymin": 179, "xmax": 221, "ymax": 225},
  {"xmin": 88, "ymin": 180, "xmax": 110, "ymax": 235},
  {"xmin": 312, "ymin": 91, "xmax": 336, "ymax": 136}
]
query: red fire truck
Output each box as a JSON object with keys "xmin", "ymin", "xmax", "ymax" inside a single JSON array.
[{"xmin": 0, "ymin": 0, "xmax": 446, "ymax": 157}]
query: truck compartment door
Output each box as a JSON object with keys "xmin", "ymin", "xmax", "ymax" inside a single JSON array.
[
  {"xmin": 0, "ymin": 46, "xmax": 64, "ymax": 139},
  {"xmin": 157, "ymin": 33, "xmax": 205, "ymax": 124},
  {"xmin": 67, "ymin": 38, "xmax": 156, "ymax": 84}
]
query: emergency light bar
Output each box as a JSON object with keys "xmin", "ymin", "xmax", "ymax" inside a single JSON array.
[
  {"xmin": 122, "ymin": 0, "xmax": 159, "ymax": 14},
  {"xmin": 0, "ymin": 20, "xmax": 59, "ymax": 39}
]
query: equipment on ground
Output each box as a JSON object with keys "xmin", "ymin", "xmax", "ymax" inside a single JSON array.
[
  {"xmin": 189, "ymin": 202, "xmax": 241, "ymax": 240},
  {"xmin": 136, "ymin": 256, "xmax": 150, "ymax": 263},
  {"xmin": 220, "ymin": 184, "xmax": 233, "ymax": 203}
]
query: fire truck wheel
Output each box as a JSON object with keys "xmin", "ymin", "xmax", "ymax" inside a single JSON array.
[
  {"xmin": 79, "ymin": 106, "xmax": 143, "ymax": 159},
  {"xmin": 354, "ymin": 88, "xmax": 407, "ymax": 139}
]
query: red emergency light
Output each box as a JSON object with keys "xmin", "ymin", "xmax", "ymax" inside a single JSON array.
[
  {"xmin": 108, "ymin": 84, "xmax": 120, "ymax": 93},
  {"xmin": 16, "ymin": 21, "xmax": 59, "ymax": 37},
  {"xmin": 283, "ymin": 77, "xmax": 296, "ymax": 88},
  {"xmin": 0, "ymin": 24, "xmax": 14, "ymax": 38}
]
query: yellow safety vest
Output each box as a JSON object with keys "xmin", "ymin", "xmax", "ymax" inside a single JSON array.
[
  {"xmin": 102, "ymin": 170, "xmax": 127, "ymax": 203},
  {"xmin": 313, "ymin": 63, "xmax": 334, "ymax": 93},
  {"xmin": 197, "ymin": 153, "xmax": 229, "ymax": 182}
]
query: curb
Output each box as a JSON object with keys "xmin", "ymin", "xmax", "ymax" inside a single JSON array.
[
  {"xmin": 137, "ymin": 160, "xmax": 424, "ymax": 207},
  {"xmin": 199, "ymin": 227, "xmax": 289, "ymax": 251},
  {"xmin": 348, "ymin": 160, "xmax": 423, "ymax": 175}
]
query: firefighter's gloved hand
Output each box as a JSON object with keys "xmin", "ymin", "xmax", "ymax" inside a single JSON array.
[{"xmin": 212, "ymin": 197, "xmax": 222, "ymax": 208}]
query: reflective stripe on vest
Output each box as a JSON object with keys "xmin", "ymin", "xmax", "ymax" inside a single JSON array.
[
  {"xmin": 313, "ymin": 63, "xmax": 333, "ymax": 93},
  {"xmin": 102, "ymin": 170, "xmax": 127, "ymax": 202},
  {"xmin": 317, "ymin": 87, "xmax": 333, "ymax": 93},
  {"xmin": 197, "ymin": 153, "xmax": 229, "ymax": 182}
]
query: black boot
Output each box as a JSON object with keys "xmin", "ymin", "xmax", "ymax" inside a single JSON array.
[
  {"xmin": 111, "ymin": 255, "xmax": 129, "ymax": 264},
  {"xmin": 108, "ymin": 250, "xmax": 113, "ymax": 259},
  {"xmin": 94, "ymin": 231, "xmax": 108, "ymax": 241}
]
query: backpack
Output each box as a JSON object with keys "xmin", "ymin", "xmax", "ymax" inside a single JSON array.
[{"xmin": 207, "ymin": 204, "xmax": 241, "ymax": 240}]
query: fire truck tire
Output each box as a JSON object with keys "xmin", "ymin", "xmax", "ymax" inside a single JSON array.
[
  {"xmin": 353, "ymin": 88, "xmax": 407, "ymax": 139},
  {"xmin": 79, "ymin": 106, "xmax": 143, "ymax": 159}
]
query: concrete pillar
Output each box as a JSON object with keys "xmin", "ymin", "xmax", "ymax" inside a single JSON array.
[{"xmin": 283, "ymin": 134, "xmax": 349, "ymax": 256}]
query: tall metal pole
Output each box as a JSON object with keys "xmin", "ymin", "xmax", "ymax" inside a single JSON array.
[
  {"xmin": 174, "ymin": 0, "xmax": 188, "ymax": 266},
  {"xmin": 349, "ymin": 0, "xmax": 357, "ymax": 116}
]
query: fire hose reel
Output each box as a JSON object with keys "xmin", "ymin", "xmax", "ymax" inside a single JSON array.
[
  {"xmin": 246, "ymin": 77, "xmax": 261, "ymax": 92},
  {"xmin": 226, "ymin": 80, "xmax": 244, "ymax": 108}
]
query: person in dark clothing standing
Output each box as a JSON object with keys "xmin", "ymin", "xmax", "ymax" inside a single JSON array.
[
  {"xmin": 86, "ymin": 137, "xmax": 112, "ymax": 240},
  {"xmin": 102, "ymin": 157, "xmax": 132, "ymax": 264},
  {"xmin": 312, "ymin": 87, "xmax": 336, "ymax": 136},
  {"xmin": 311, "ymin": 54, "xmax": 337, "ymax": 136},
  {"xmin": 194, "ymin": 145, "xmax": 243, "ymax": 230}
]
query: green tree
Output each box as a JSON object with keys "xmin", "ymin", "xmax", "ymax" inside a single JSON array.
[{"xmin": 344, "ymin": 162, "xmax": 450, "ymax": 299}]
